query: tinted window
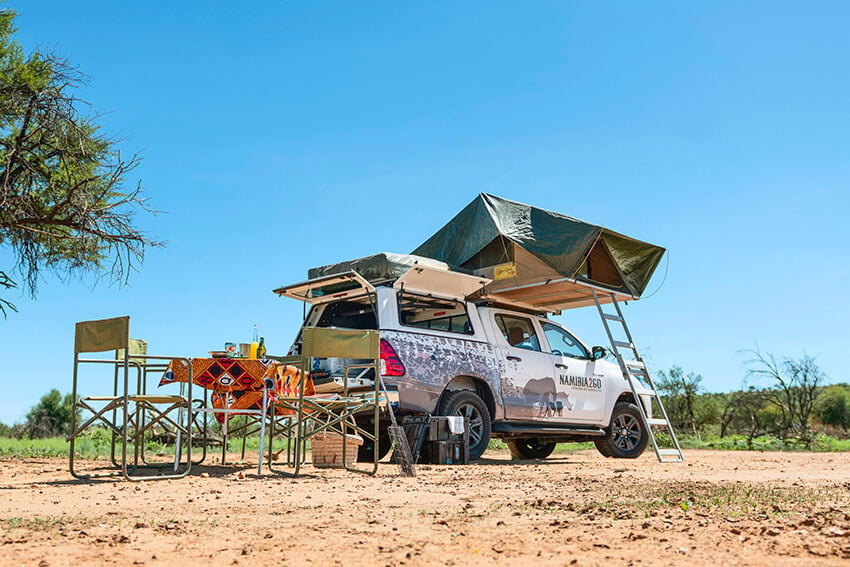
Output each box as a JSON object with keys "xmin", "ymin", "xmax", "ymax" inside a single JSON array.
[
  {"xmin": 495, "ymin": 314, "xmax": 541, "ymax": 352},
  {"xmin": 542, "ymin": 322, "xmax": 588, "ymax": 359},
  {"xmin": 398, "ymin": 292, "xmax": 473, "ymax": 335},
  {"xmin": 316, "ymin": 300, "xmax": 377, "ymax": 329}
]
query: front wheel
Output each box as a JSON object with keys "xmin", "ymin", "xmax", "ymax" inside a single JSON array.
[
  {"xmin": 594, "ymin": 402, "xmax": 649, "ymax": 459},
  {"xmin": 438, "ymin": 390, "xmax": 492, "ymax": 461},
  {"xmin": 506, "ymin": 438, "xmax": 557, "ymax": 460}
]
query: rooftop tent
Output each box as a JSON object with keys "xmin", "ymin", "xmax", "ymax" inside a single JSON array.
[{"xmin": 412, "ymin": 193, "xmax": 666, "ymax": 311}]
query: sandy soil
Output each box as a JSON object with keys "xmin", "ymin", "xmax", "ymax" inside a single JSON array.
[{"xmin": 1, "ymin": 449, "xmax": 849, "ymax": 566}]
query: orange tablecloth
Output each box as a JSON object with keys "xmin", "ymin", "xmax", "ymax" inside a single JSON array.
[{"xmin": 160, "ymin": 358, "xmax": 315, "ymax": 421}]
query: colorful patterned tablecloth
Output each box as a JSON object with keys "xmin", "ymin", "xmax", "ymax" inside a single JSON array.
[{"xmin": 160, "ymin": 358, "xmax": 315, "ymax": 421}]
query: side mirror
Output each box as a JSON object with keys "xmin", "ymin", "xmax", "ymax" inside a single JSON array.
[{"xmin": 592, "ymin": 346, "xmax": 607, "ymax": 360}]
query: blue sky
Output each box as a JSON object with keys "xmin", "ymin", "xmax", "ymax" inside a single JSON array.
[{"xmin": 1, "ymin": 2, "xmax": 848, "ymax": 423}]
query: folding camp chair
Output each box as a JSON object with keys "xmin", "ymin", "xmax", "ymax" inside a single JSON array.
[
  {"xmin": 67, "ymin": 316, "xmax": 194, "ymax": 481},
  {"xmin": 267, "ymin": 327, "xmax": 383, "ymax": 477}
]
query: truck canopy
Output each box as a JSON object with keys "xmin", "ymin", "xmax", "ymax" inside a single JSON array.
[
  {"xmin": 280, "ymin": 254, "xmax": 491, "ymax": 304},
  {"xmin": 412, "ymin": 193, "xmax": 665, "ymax": 311},
  {"xmin": 307, "ymin": 252, "xmax": 450, "ymax": 283}
]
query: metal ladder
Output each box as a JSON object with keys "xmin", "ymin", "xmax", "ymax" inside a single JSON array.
[{"xmin": 592, "ymin": 290, "xmax": 684, "ymax": 463}]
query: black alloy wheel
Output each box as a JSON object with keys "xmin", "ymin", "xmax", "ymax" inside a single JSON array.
[
  {"xmin": 594, "ymin": 401, "xmax": 648, "ymax": 459},
  {"xmin": 438, "ymin": 390, "xmax": 492, "ymax": 461}
]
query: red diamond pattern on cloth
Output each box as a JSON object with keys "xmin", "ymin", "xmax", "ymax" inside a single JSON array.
[{"xmin": 160, "ymin": 358, "xmax": 270, "ymax": 392}]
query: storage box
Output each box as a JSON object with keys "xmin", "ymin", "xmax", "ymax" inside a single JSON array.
[
  {"xmin": 399, "ymin": 415, "xmax": 470, "ymax": 465},
  {"xmin": 310, "ymin": 432, "xmax": 363, "ymax": 468},
  {"xmin": 426, "ymin": 416, "xmax": 470, "ymax": 465},
  {"xmin": 425, "ymin": 439, "xmax": 469, "ymax": 465}
]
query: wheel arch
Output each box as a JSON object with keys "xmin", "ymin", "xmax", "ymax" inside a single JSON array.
[
  {"xmin": 439, "ymin": 375, "xmax": 497, "ymax": 422},
  {"xmin": 616, "ymin": 391, "xmax": 636, "ymax": 406}
]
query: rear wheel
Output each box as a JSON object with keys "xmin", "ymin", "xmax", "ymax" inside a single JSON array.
[
  {"xmin": 506, "ymin": 438, "xmax": 557, "ymax": 460},
  {"xmin": 594, "ymin": 402, "xmax": 648, "ymax": 459},
  {"xmin": 438, "ymin": 390, "xmax": 491, "ymax": 461}
]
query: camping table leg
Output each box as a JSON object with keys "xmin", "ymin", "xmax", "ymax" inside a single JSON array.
[
  {"xmin": 221, "ymin": 412, "xmax": 228, "ymax": 465},
  {"xmin": 257, "ymin": 379, "xmax": 272, "ymax": 475}
]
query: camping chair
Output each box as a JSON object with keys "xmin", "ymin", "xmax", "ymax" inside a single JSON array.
[
  {"xmin": 267, "ymin": 327, "xmax": 383, "ymax": 477},
  {"xmin": 133, "ymin": 348, "xmax": 210, "ymax": 468},
  {"xmin": 67, "ymin": 316, "xmax": 194, "ymax": 481}
]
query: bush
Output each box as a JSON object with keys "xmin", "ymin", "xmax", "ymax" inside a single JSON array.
[
  {"xmin": 814, "ymin": 384, "xmax": 850, "ymax": 431},
  {"xmin": 22, "ymin": 389, "xmax": 77, "ymax": 439}
]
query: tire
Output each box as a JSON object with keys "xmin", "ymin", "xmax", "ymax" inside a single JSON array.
[
  {"xmin": 438, "ymin": 390, "xmax": 492, "ymax": 461},
  {"xmin": 506, "ymin": 438, "xmax": 557, "ymax": 460},
  {"xmin": 357, "ymin": 424, "xmax": 392, "ymax": 463},
  {"xmin": 594, "ymin": 402, "xmax": 648, "ymax": 459}
]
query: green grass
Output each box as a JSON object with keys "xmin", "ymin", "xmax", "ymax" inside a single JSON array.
[
  {"xmin": 2, "ymin": 431, "xmax": 847, "ymax": 459},
  {"xmin": 0, "ymin": 429, "xmax": 294, "ymax": 459},
  {"xmin": 486, "ymin": 433, "xmax": 850, "ymax": 455},
  {"xmin": 677, "ymin": 433, "xmax": 850, "ymax": 452}
]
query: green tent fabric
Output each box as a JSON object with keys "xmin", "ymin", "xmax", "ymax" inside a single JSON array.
[
  {"xmin": 307, "ymin": 252, "xmax": 450, "ymax": 282},
  {"xmin": 412, "ymin": 193, "xmax": 665, "ymax": 298}
]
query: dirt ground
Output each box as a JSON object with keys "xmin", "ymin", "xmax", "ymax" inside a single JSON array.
[{"xmin": 1, "ymin": 449, "xmax": 849, "ymax": 567}]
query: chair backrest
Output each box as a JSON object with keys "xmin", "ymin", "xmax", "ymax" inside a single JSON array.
[
  {"xmin": 74, "ymin": 316, "xmax": 130, "ymax": 354},
  {"xmin": 300, "ymin": 327, "xmax": 380, "ymax": 360},
  {"xmin": 116, "ymin": 338, "xmax": 147, "ymax": 361}
]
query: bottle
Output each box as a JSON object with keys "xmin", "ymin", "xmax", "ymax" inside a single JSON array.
[
  {"xmin": 257, "ymin": 337, "xmax": 266, "ymax": 359},
  {"xmin": 249, "ymin": 325, "xmax": 259, "ymax": 359}
]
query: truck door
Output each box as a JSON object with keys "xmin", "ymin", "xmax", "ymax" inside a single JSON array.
[
  {"xmin": 492, "ymin": 312, "xmax": 559, "ymax": 421},
  {"xmin": 540, "ymin": 322, "xmax": 605, "ymax": 422}
]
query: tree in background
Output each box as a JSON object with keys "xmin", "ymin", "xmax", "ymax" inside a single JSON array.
[
  {"xmin": 745, "ymin": 350, "xmax": 825, "ymax": 442},
  {"xmin": 814, "ymin": 383, "xmax": 850, "ymax": 434},
  {"xmin": 22, "ymin": 388, "xmax": 77, "ymax": 438},
  {"xmin": 0, "ymin": 9, "xmax": 162, "ymax": 316},
  {"xmin": 656, "ymin": 365, "xmax": 703, "ymax": 435}
]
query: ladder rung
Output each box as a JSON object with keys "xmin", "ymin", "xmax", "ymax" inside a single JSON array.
[
  {"xmin": 624, "ymin": 360, "xmax": 646, "ymax": 369},
  {"xmin": 657, "ymin": 449, "xmax": 682, "ymax": 457},
  {"xmin": 646, "ymin": 418, "xmax": 669, "ymax": 427},
  {"xmin": 613, "ymin": 341, "xmax": 635, "ymax": 349},
  {"xmin": 627, "ymin": 367, "xmax": 647, "ymax": 376},
  {"xmin": 602, "ymin": 314, "xmax": 624, "ymax": 323}
]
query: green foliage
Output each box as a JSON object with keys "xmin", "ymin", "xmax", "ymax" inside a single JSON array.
[
  {"xmin": 0, "ymin": 8, "xmax": 162, "ymax": 316},
  {"xmin": 678, "ymin": 433, "xmax": 850, "ymax": 452},
  {"xmin": 656, "ymin": 365, "xmax": 712, "ymax": 434},
  {"xmin": 22, "ymin": 388, "xmax": 77, "ymax": 438},
  {"xmin": 814, "ymin": 383, "xmax": 850, "ymax": 430}
]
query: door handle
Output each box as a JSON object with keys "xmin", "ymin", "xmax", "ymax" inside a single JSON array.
[
  {"xmin": 555, "ymin": 363, "xmax": 568, "ymax": 369},
  {"xmin": 507, "ymin": 356, "xmax": 522, "ymax": 362}
]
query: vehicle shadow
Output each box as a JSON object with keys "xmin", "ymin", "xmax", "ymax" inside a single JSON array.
[{"xmin": 460, "ymin": 455, "xmax": 584, "ymax": 467}]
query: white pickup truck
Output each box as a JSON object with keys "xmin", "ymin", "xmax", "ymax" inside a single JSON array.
[{"xmin": 277, "ymin": 261, "xmax": 655, "ymax": 462}]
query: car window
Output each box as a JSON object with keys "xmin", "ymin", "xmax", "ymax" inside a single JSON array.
[
  {"xmin": 495, "ymin": 314, "xmax": 541, "ymax": 352},
  {"xmin": 398, "ymin": 292, "xmax": 474, "ymax": 335},
  {"xmin": 542, "ymin": 322, "xmax": 589, "ymax": 359}
]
